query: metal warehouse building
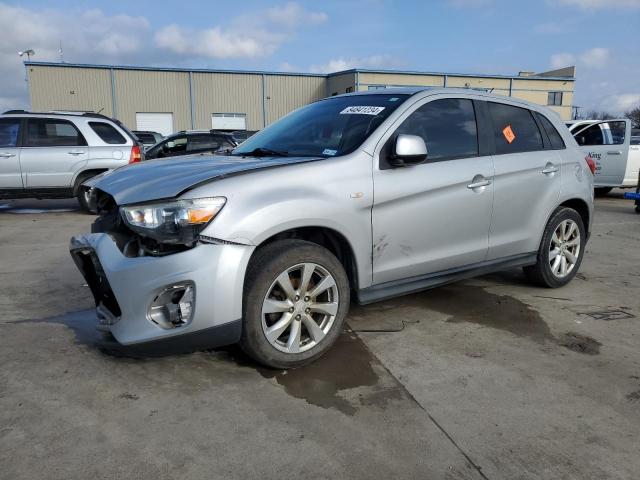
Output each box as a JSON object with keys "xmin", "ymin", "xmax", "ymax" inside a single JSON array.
[{"xmin": 25, "ymin": 62, "xmax": 576, "ymax": 135}]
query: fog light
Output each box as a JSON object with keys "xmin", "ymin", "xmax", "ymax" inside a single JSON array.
[{"xmin": 147, "ymin": 282, "xmax": 195, "ymax": 329}]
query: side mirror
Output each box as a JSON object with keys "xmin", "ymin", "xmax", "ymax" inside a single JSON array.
[{"xmin": 390, "ymin": 134, "xmax": 428, "ymax": 167}]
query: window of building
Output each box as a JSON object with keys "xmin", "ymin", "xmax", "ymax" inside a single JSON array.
[
  {"xmin": 390, "ymin": 98, "xmax": 478, "ymax": 162},
  {"xmin": 368, "ymin": 85, "xmax": 387, "ymax": 91},
  {"xmin": 25, "ymin": 118, "xmax": 86, "ymax": 147},
  {"xmin": 89, "ymin": 122, "xmax": 126, "ymax": 144},
  {"xmin": 487, "ymin": 102, "xmax": 543, "ymax": 155},
  {"xmin": 535, "ymin": 113, "xmax": 566, "ymax": 150},
  {"xmin": 0, "ymin": 119, "xmax": 20, "ymax": 147},
  {"xmin": 547, "ymin": 92, "xmax": 563, "ymax": 106},
  {"xmin": 212, "ymin": 113, "xmax": 247, "ymax": 131}
]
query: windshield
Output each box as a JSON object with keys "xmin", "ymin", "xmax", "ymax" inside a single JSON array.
[{"xmin": 233, "ymin": 94, "xmax": 409, "ymax": 157}]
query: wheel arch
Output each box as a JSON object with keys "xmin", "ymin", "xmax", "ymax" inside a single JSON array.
[
  {"xmin": 252, "ymin": 226, "xmax": 361, "ymax": 292},
  {"xmin": 72, "ymin": 169, "xmax": 109, "ymax": 195},
  {"xmin": 558, "ymin": 197, "xmax": 590, "ymax": 237}
]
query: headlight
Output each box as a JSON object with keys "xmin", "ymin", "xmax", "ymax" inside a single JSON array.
[{"xmin": 120, "ymin": 197, "xmax": 226, "ymax": 245}]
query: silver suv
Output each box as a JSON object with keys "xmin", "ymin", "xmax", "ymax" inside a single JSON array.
[
  {"xmin": 70, "ymin": 89, "xmax": 594, "ymax": 368},
  {"xmin": 0, "ymin": 111, "xmax": 141, "ymax": 210}
]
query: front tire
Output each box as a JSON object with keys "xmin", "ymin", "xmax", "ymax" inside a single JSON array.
[
  {"xmin": 523, "ymin": 207, "xmax": 585, "ymax": 288},
  {"xmin": 240, "ymin": 239, "xmax": 350, "ymax": 369}
]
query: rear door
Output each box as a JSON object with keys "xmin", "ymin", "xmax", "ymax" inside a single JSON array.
[
  {"xmin": 20, "ymin": 118, "xmax": 89, "ymax": 188},
  {"xmin": 573, "ymin": 120, "xmax": 630, "ymax": 187},
  {"xmin": 0, "ymin": 118, "xmax": 23, "ymax": 188},
  {"xmin": 372, "ymin": 96, "xmax": 494, "ymax": 284},
  {"xmin": 485, "ymin": 101, "xmax": 561, "ymax": 259}
]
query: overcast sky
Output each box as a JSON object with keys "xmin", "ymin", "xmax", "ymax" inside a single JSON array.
[{"xmin": 1, "ymin": 0, "xmax": 638, "ymax": 115}]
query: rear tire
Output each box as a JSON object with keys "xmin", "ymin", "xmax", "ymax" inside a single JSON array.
[
  {"xmin": 594, "ymin": 187, "xmax": 612, "ymax": 197},
  {"xmin": 74, "ymin": 173, "xmax": 98, "ymax": 213},
  {"xmin": 240, "ymin": 239, "xmax": 350, "ymax": 369},
  {"xmin": 523, "ymin": 207, "xmax": 585, "ymax": 288}
]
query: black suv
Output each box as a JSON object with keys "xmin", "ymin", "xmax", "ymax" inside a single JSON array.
[{"xmin": 145, "ymin": 130, "xmax": 237, "ymax": 160}]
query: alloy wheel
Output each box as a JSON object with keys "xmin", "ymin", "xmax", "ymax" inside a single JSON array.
[
  {"xmin": 549, "ymin": 219, "xmax": 581, "ymax": 278},
  {"xmin": 261, "ymin": 262, "xmax": 339, "ymax": 354}
]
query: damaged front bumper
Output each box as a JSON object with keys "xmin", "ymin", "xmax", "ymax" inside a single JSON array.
[{"xmin": 70, "ymin": 233, "xmax": 254, "ymax": 348}]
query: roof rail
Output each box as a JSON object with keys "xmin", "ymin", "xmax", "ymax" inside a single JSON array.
[{"xmin": 3, "ymin": 109, "xmax": 28, "ymax": 114}]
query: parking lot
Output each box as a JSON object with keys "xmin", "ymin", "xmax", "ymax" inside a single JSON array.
[{"xmin": 1, "ymin": 192, "xmax": 639, "ymax": 479}]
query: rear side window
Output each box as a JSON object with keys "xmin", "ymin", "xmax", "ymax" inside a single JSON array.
[
  {"xmin": 393, "ymin": 98, "xmax": 478, "ymax": 162},
  {"xmin": 136, "ymin": 133, "xmax": 156, "ymax": 144},
  {"xmin": 187, "ymin": 135, "xmax": 222, "ymax": 152},
  {"xmin": 89, "ymin": 122, "xmax": 126, "ymax": 144},
  {"xmin": 536, "ymin": 113, "xmax": 566, "ymax": 150},
  {"xmin": 26, "ymin": 118, "xmax": 86, "ymax": 147},
  {"xmin": 574, "ymin": 121, "xmax": 626, "ymax": 146},
  {"xmin": 488, "ymin": 102, "xmax": 543, "ymax": 154},
  {"xmin": 0, "ymin": 118, "xmax": 20, "ymax": 147}
]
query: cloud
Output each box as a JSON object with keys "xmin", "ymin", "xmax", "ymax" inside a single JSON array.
[
  {"xmin": 0, "ymin": 2, "xmax": 329, "ymax": 111},
  {"xmin": 309, "ymin": 55, "xmax": 404, "ymax": 73},
  {"xmin": 447, "ymin": 0, "xmax": 493, "ymax": 7},
  {"xmin": 265, "ymin": 3, "xmax": 328, "ymax": 28},
  {"xmin": 550, "ymin": 53, "xmax": 577, "ymax": 69},
  {"xmin": 154, "ymin": 25, "xmax": 285, "ymax": 59},
  {"xmin": 602, "ymin": 93, "xmax": 640, "ymax": 112},
  {"xmin": 579, "ymin": 47, "xmax": 609, "ymax": 68},
  {"xmin": 550, "ymin": 47, "xmax": 609, "ymax": 69},
  {"xmin": 154, "ymin": 3, "xmax": 327, "ymax": 60},
  {"xmin": 556, "ymin": 0, "xmax": 640, "ymax": 9}
]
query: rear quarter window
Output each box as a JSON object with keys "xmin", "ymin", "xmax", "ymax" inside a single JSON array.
[
  {"xmin": 487, "ymin": 102, "xmax": 543, "ymax": 154},
  {"xmin": 89, "ymin": 122, "xmax": 127, "ymax": 144},
  {"xmin": 536, "ymin": 113, "xmax": 566, "ymax": 150}
]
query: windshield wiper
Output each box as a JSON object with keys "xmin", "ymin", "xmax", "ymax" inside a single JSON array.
[{"xmin": 234, "ymin": 147, "xmax": 289, "ymax": 157}]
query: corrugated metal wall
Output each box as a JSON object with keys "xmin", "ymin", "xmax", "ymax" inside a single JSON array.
[
  {"xmin": 327, "ymin": 73, "xmax": 356, "ymax": 95},
  {"xmin": 28, "ymin": 65, "xmax": 113, "ymax": 116},
  {"xmin": 27, "ymin": 64, "xmax": 577, "ymax": 126},
  {"xmin": 114, "ymin": 70, "xmax": 191, "ymax": 132},
  {"xmin": 192, "ymin": 72, "xmax": 263, "ymax": 130},
  {"xmin": 265, "ymin": 75, "xmax": 326, "ymax": 125}
]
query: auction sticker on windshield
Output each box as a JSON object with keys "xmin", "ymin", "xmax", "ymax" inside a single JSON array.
[{"xmin": 340, "ymin": 106, "xmax": 386, "ymax": 115}]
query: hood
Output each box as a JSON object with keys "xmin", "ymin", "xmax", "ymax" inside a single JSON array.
[{"xmin": 93, "ymin": 154, "xmax": 322, "ymax": 205}]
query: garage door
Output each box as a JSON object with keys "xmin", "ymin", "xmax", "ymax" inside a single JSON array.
[
  {"xmin": 212, "ymin": 113, "xmax": 246, "ymax": 131},
  {"xmin": 135, "ymin": 113, "xmax": 174, "ymax": 136}
]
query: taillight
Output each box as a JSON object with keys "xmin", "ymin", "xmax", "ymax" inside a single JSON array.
[
  {"xmin": 584, "ymin": 155, "xmax": 596, "ymax": 175},
  {"xmin": 129, "ymin": 145, "xmax": 141, "ymax": 164}
]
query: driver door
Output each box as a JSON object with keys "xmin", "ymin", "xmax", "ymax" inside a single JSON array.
[
  {"xmin": 372, "ymin": 97, "xmax": 494, "ymax": 284},
  {"xmin": 573, "ymin": 120, "xmax": 630, "ymax": 186}
]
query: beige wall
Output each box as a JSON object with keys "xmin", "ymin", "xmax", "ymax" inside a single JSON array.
[
  {"xmin": 28, "ymin": 65, "xmax": 113, "ymax": 116},
  {"xmin": 114, "ymin": 70, "xmax": 191, "ymax": 132},
  {"xmin": 327, "ymin": 73, "xmax": 356, "ymax": 95},
  {"xmin": 192, "ymin": 72, "xmax": 263, "ymax": 130},
  {"xmin": 358, "ymin": 72, "xmax": 444, "ymax": 88},
  {"xmin": 27, "ymin": 65, "xmax": 576, "ymax": 128},
  {"xmin": 265, "ymin": 75, "xmax": 326, "ymax": 125}
]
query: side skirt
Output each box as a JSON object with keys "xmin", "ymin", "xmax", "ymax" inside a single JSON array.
[{"xmin": 356, "ymin": 253, "xmax": 537, "ymax": 305}]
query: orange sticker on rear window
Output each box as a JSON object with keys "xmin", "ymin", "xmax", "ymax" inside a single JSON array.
[{"xmin": 502, "ymin": 125, "xmax": 516, "ymax": 144}]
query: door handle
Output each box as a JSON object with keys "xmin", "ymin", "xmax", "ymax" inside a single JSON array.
[
  {"xmin": 0, "ymin": 152, "xmax": 16, "ymax": 158},
  {"xmin": 607, "ymin": 151, "xmax": 621, "ymax": 155},
  {"xmin": 542, "ymin": 164, "xmax": 559, "ymax": 175},
  {"xmin": 68, "ymin": 150, "xmax": 86, "ymax": 155},
  {"xmin": 467, "ymin": 177, "xmax": 492, "ymax": 189}
]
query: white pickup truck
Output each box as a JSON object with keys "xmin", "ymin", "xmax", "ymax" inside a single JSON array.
[{"xmin": 567, "ymin": 119, "xmax": 639, "ymax": 194}]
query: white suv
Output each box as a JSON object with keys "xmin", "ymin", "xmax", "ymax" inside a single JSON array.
[{"xmin": 0, "ymin": 111, "xmax": 141, "ymax": 210}]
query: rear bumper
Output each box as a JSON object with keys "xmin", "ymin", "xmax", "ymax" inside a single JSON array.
[{"xmin": 70, "ymin": 233, "xmax": 253, "ymax": 347}]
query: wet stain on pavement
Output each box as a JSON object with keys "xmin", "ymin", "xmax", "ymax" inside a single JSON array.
[
  {"xmin": 223, "ymin": 330, "xmax": 402, "ymax": 415},
  {"xmin": 558, "ymin": 332, "xmax": 602, "ymax": 355},
  {"xmin": 355, "ymin": 284, "xmax": 553, "ymax": 343}
]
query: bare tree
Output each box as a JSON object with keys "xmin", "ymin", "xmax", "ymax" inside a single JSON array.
[
  {"xmin": 583, "ymin": 110, "xmax": 616, "ymax": 120},
  {"xmin": 624, "ymin": 106, "xmax": 640, "ymax": 129}
]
